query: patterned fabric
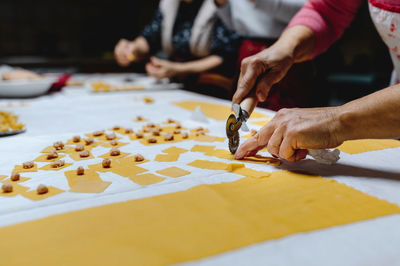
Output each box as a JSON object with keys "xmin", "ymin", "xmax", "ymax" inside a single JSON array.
[{"xmin": 141, "ymin": 2, "xmax": 239, "ymax": 69}]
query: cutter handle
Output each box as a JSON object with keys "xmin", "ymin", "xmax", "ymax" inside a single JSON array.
[{"xmin": 240, "ymin": 95, "xmax": 258, "ymax": 118}]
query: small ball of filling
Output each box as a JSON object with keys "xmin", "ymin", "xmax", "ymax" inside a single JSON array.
[
  {"xmin": 110, "ymin": 140, "xmax": 118, "ymax": 146},
  {"xmin": 167, "ymin": 118, "xmax": 175, "ymax": 124},
  {"xmin": 84, "ymin": 138, "xmax": 95, "ymax": 145},
  {"xmin": 46, "ymin": 151, "xmax": 58, "ymax": 160},
  {"xmin": 79, "ymin": 150, "xmax": 90, "ymax": 158},
  {"xmin": 136, "ymin": 115, "xmax": 143, "ymax": 121},
  {"xmin": 73, "ymin": 136, "xmax": 81, "ymax": 143},
  {"xmin": 182, "ymin": 132, "xmax": 189, "ymax": 139},
  {"xmin": 164, "ymin": 133, "xmax": 174, "ymax": 141},
  {"xmin": 175, "ymin": 124, "xmax": 182, "ymax": 129},
  {"xmin": 10, "ymin": 172, "xmax": 20, "ymax": 181},
  {"xmin": 75, "ymin": 144, "xmax": 84, "ymax": 152},
  {"xmin": 110, "ymin": 148, "xmax": 120, "ymax": 156},
  {"xmin": 102, "ymin": 158, "xmax": 111, "ymax": 168},
  {"xmin": 36, "ymin": 184, "xmax": 48, "ymax": 194},
  {"xmin": 135, "ymin": 132, "xmax": 144, "ymax": 139},
  {"xmin": 53, "ymin": 141, "xmax": 64, "ymax": 150},
  {"xmin": 51, "ymin": 159, "xmax": 65, "ymax": 168},
  {"xmin": 22, "ymin": 161, "xmax": 34, "ymax": 169},
  {"xmin": 147, "ymin": 123, "xmax": 156, "ymax": 128},
  {"xmin": 113, "ymin": 125, "xmax": 120, "ymax": 130},
  {"xmin": 173, "ymin": 129, "xmax": 181, "ymax": 134},
  {"xmin": 195, "ymin": 131, "xmax": 205, "ymax": 136},
  {"xmin": 76, "ymin": 166, "xmax": 85, "ymax": 175},
  {"xmin": 106, "ymin": 133, "xmax": 116, "ymax": 140},
  {"xmin": 2, "ymin": 183, "xmax": 13, "ymax": 193},
  {"xmin": 147, "ymin": 137, "xmax": 157, "ymax": 144},
  {"xmin": 93, "ymin": 130, "xmax": 104, "ymax": 137},
  {"xmin": 152, "ymin": 129, "xmax": 160, "ymax": 136},
  {"xmin": 133, "ymin": 154, "xmax": 145, "ymax": 162},
  {"xmin": 124, "ymin": 128, "xmax": 133, "ymax": 134}
]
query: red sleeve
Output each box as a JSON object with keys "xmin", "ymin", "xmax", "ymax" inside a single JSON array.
[{"xmin": 288, "ymin": 0, "xmax": 363, "ymax": 58}]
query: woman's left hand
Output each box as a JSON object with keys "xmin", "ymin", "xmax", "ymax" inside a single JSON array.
[{"xmin": 145, "ymin": 57, "xmax": 182, "ymax": 79}]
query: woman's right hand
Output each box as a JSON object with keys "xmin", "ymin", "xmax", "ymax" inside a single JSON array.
[
  {"xmin": 232, "ymin": 44, "xmax": 295, "ymax": 105},
  {"xmin": 114, "ymin": 39, "xmax": 137, "ymax": 67}
]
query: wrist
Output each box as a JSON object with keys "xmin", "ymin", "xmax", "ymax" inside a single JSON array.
[{"xmin": 333, "ymin": 104, "xmax": 359, "ymax": 143}]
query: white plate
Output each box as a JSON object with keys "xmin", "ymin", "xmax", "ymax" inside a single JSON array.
[{"xmin": 0, "ymin": 77, "xmax": 56, "ymax": 98}]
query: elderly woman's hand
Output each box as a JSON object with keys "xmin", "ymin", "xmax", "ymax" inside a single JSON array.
[
  {"xmin": 234, "ymin": 107, "xmax": 345, "ymax": 162},
  {"xmin": 145, "ymin": 57, "xmax": 182, "ymax": 79},
  {"xmin": 114, "ymin": 39, "xmax": 138, "ymax": 67},
  {"xmin": 233, "ymin": 45, "xmax": 295, "ymax": 104}
]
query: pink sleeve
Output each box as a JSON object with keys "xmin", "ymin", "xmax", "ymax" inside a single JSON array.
[{"xmin": 288, "ymin": 0, "xmax": 363, "ymax": 58}]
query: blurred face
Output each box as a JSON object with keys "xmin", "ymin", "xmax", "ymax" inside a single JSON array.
[{"xmin": 182, "ymin": 0, "xmax": 194, "ymax": 3}]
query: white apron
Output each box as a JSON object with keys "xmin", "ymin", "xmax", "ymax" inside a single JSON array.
[{"xmin": 369, "ymin": 1, "xmax": 400, "ymax": 85}]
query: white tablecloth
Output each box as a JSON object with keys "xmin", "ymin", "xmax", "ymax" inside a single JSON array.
[{"xmin": 1, "ymin": 78, "xmax": 400, "ymax": 266}]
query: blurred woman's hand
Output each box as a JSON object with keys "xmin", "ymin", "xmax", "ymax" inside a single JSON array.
[
  {"xmin": 114, "ymin": 39, "xmax": 137, "ymax": 67},
  {"xmin": 234, "ymin": 107, "xmax": 344, "ymax": 162},
  {"xmin": 145, "ymin": 57, "xmax": 182, "ymax": 79}
]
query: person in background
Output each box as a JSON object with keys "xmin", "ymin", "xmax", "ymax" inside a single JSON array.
[
  {"xmin": 233, "ymin": 0, "xmax": 400, "ymax": 162},
  {"xmin": 214, "ymin": 0, "xmax": 309, "ymax": 111},
  {"xmin": 114, "ymin": 0, "xmax": 239, "ymax": 99}
]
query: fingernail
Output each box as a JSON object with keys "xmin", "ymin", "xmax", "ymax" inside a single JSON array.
[{"xmin": 257, "ymin": 92, "xmax": 265, "ymax": 101}]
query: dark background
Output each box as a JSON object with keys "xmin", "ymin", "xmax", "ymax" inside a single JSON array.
[{"xmin": 0, "ymin": 0, "xmax": 393, "ymax": 106}]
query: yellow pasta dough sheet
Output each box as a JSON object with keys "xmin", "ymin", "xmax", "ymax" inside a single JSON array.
[
  {"xmin": 204, "ymin": 149, "xmax": 281, "ymax": 166},
  {"xmin": 69, "ymin": 181, "xmax": 111, "ymax": 193},
  {"xmin": 0, "ymin": 183, "xmax": 29, "ymax": 197},
  {"xmin": 138, "ymin": 134, "xmax": 193, "ymax": 146},
  {"xmin": 117, "ymin": 156, "xmax": 149, "ymax": 166},
  {"xmin": 0, "ymin": 175, "xmax": 7, "ymax": 181},
  {"xmin": 98, "ymin": 152, "xmax": 130, "ymax": 160},
  {"xmin": 64, "ymin": 169, "xmax": 102, "ymax": 187},
  {"xmin": 251, "ymin": 120, "xmax": 270, "ymax": 127},
  {"xmin": 162, "ymin": 146, "xmax": 188, "ymax": 155},
  {"xmin": 39, "ymin": 163, "xmax": 73, "ymax": 171},
  {"xmin": 21, "ymin": 186, "xmax": 64, "ymax": 201},
  {"xmin": 40, "ymin": 146, "xmax": 74, "ymax": 154},
  {"xmin": 97, "ymin": 135, "xmax": 122, "ymax": 142},
  {"xmin": 111, "ymin": 164, "xmax": 148, "ymax": 178},
  {"xmin": 100, "ymin": 142, "xmax": 129, "ymax": 148},
  {"xmin": 155, "ymin": 154, "xmax": 180, "ymax": 162},
  {"xmin": 1, "ymin": 170, "xmax": 399, "ymax": 265},
  {"xmin": 188, "ymin": 160, "xmax": 230, "ymax": 171},
  {"xmin": 173, "ymin": 101, "xmax": 268, "ymax": 121},
  {"xmin": 68, "ymin": 151, "xmax": 95, "ymax": 161},
  {"xmin": 13, "ymin": 164, "xmax": 38, "ymax": 173},
  {"xmin": 1, "ymin": 176, "xmax": 31, "ymax": 184},
  {"xmin": 156, "ymin": 167, "xmax": 191, "ymax": 178},
  {"xmin": 66, "ymin": 138, "xmax": 85, "ymax": 145},
  {"xmin": 337, "ymin": 139, "xmax": 400, "ymax": 154},
  {"xmin": 129, "ymin": 173, "xmax": 165, "ymax": 185},
  {"xmin": 34, "ymin": 154, "xmax": 66, "ymax": 163},
  {"xmin": 193, "ymin": 135, "xmax": 225, "ymax": 142},
  {"xmin": 191, "ymin": 145, "xmax": 216, "ymax": 153},
  {"xmin": 88, "ymin": 163, "xmax": 114, "ymax": 173}
]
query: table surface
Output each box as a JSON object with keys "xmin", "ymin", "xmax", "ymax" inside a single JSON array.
[{"xmin": 1, "ymin": 75, "xmax": 400, "ymax": 266}]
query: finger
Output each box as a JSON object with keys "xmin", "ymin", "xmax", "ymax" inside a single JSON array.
[
  {"xmin": 150, "ymin": 57, "xmax": 166, "ymax": 66},
  {"xmin": 267, "ymin": 126, "xmax": 284, "ymax": 157},
  {"xmin": 279, "ymin": 137, "xmax": 296, "ymax": 162},
  {"xmin": 254, "ymin": 72, "xmax": 277, "ymax": 102},
  {"xmin": 235, "ymin": 123, "xmax": 275, "ymax": 159},
  {"xmin": 233, "ymin": 59, "xmax": 260, "ymax": 104},
  {"xmin": 295, "ymin": 149, "xmax": 308, "ymax": 161},
  {"xmin": 234, "ymin": 135, "xmax": 260, "ymax": 159}
]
